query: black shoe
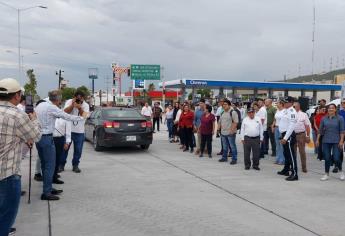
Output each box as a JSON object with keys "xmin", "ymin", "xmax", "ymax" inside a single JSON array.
[
  {"xmin": 21, "ymin": 190, "xmax": 26, "ymax": 196},
  {"xmin": 218, "ymin": 158, "xmax": 228, "ymax": 162},
  {"xmin": 58, "ymin": 166, "xmax": 65, "ymax": 173},
  {"xmin": 73, "ymin": 166, "xmax": 81, "ymax": 173},
  {"xmin": 41, "ymin": 194, "xmax": 60, "ymax": 201},
  {"xmin": 53, "ymin": 179, "xmax": 64, "ymax": 184},
  {"xmin": 277, "ymin": 170, "xmax": 290, "ymax": 176},
  {"xmin": 217, "ymin": 152, "xmax": 223, "ymax": 156},
  {"xmin": 9, "ymin": 228, "xmax": 16, "ymax": 235},
  {"xmin": 253, "ymin": 166, "xmax": 260, "ymax": 171},
  {"xmin": 34, "ymin": 173, "xmax": 43, "ymax": 182},
  {"xmin": 333, "ymin": 167, "xmax": 339, "ymax": 173},
  {"xmin": 199, "ymin": 154, "xmax": 203, "ymax": 158},
  {"xmin": 183, "ymin": 148, "xmax": 189, "ymax": 152},
  {"xmin": 245, "ymin": 166, "xmax": 250, "ymax": 170},
  {"xmin": 285, "ymin": 175, "xmax": 299, "ymax": 181},
  {"xmin": 228, "ymin": 153, "xmax": 232, "ymax": 157},
  {"xmin": 56, "ymin": 174, "xmax": 61, "ymax": 178},
  {"xmin": 51, "ymin": 188, "xmax": 63, "ymax": 195},
  {"xmin": 230, "ymin": 160, "xmax": 237, "ymax": 165},
  {"xmin": 271, "ymin": 153, "xmax": 276, "ymax": 157},
  {"xmin": 208, "ymin": 154, "xmax": 212, "ymax": 158},
  {"xmin": 190, "ymin": 148, "xmax": 194, "ymax": 153}
]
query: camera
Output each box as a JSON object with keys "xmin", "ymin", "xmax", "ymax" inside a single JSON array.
[
  {"xmin": 25, "ymin": 95, "xmax": 34, "ymax": 114},
  {"xmin": 75, "ymin": 98, "xmax": 82, "ymax": 104}
]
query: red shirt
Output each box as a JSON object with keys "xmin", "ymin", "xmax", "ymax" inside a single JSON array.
[
  {"xmin": 179, "ymin": 111, "xmax": 194, "ymax": 128},
  {"xmin": 314, "ymin": 113, "xmax": 326, "ymax": 129},
  {"xmin": 200, "ymin": 113, "xmax": 215, "ymax": 135}
]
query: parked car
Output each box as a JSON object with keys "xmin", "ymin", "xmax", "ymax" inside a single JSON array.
[{"xmin": 85, "ymin": 107, "xmax": 153, "ymax": 151}]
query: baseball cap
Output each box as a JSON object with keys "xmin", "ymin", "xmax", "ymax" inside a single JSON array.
[
  {"xmin": 0, "ymin": 78, "xmax": 21, "ymax": 94},
  {"xmin": 247, "ymin": 107, "xmax": 255, "ymax": 113},
  {"xmin": 282, "ymin": 96, "xmax": 295, "ymax": 103}
]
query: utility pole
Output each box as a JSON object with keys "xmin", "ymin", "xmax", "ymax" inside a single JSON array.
[
  {"xmin": 56, "ymin": 69, "xmax": 64, "ymax": 89},
  {"xmin": 104, "ymin": 76, "xmax": 111, "ymax": 104}
]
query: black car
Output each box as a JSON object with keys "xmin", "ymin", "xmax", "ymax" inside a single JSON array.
[{"xmin": 85, "ymin": 107, "xmax": 153, "ymax": 151}]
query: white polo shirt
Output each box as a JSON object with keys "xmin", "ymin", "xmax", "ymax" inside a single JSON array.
[
  {"xmin": 141, "ymin": 106, "xmax": 152, "ymax": 117},
  {"xmin": 64, "ymin": 99, "xmax": 90, "ymax": 134},
  {"xmin": 256, "ymin": 106, "xmax": 267, "ymax": 131}
]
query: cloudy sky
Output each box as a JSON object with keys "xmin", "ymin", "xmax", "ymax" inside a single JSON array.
[{"xmin": 1, "ymin": 0, "xmax": 345, "ymax": 96}]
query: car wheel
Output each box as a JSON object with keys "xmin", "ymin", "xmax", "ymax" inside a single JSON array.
[
  {"xmin": 93, "ymin": 134, "xmax": 103, "ymax": 152},
  {"xmin": 140, "ymin": 144, "xmax": 150, "ymax": 150}
]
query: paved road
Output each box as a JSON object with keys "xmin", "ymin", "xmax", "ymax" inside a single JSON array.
[{"xmin": 15, "ymin": 129, "xmax": 345, "ymax": 236}]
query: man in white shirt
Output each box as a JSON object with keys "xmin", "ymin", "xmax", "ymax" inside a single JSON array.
[
  {"xmin": 256, "ymin": 98, "xmax": 267, "ymax": 158},
  {"xmin": 36, "ymin": 90, "xmax": 84, "ymax": 200},
  {"xmin": 141, "ymin": 102, "xmax": 153, "ymax": 118},
  {"xmin": 277, "ymin": 96, "xmax": 298, "ymax": 181},
  {"xmin": 64, "ymin": 90, "xmax": 90, "ymax": 173},
  {"xmin": 53, "ymin": 118, "xmax": 72, "ymax": 184},
  {"xmin": 293, "ymin": 102, "xmax": 311, "ymax": 173},
  {"xmin": 241, "ymin": 107, "xmax": 263, "ymax": 170}
]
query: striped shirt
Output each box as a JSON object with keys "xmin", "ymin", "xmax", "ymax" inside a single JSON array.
[{"xmin": 0, "ymin": 101, "xmax": 41, "ymax": 180}]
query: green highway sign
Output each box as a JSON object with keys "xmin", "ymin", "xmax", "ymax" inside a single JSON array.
[{"xmin": 130, "ymin": 64, "xmax": 160, "ymax": 80}]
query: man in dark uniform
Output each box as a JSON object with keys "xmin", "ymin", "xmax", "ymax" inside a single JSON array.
[{"xmin": 277, "ymin": 96, "xmax": 298, "ymax": 181}]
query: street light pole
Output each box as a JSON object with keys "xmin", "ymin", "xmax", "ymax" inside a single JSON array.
[{"xmin": 0, "ymin": 2, "xmax": 47, "ymax": 84}]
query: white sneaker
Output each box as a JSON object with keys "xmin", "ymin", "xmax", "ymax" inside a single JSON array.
[
  {"xmin": 320, "ymin": 174, "xmax": 329, "ymax": 181},
  {"xmin": 340, "ymin": 172, "xmax": 345, "ymax": 181}
]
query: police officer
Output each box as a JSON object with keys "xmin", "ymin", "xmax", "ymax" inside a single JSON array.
[{"xmin": 277, "ymin": 96, "xmax": 298, "ymax": 181}]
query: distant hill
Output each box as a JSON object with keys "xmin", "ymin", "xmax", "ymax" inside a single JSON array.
[{"xmin": 278, "ymin": 68, "xmax": 345, "ymax": 83}]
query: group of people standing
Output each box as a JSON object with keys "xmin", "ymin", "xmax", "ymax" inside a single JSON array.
[
  {"xmin": 164, "ymin": 95, "xmax": 345, "ymax": 183},
  {"xmin": 0, "ymin": 77, "xmax": 90, "ymax": 236}
]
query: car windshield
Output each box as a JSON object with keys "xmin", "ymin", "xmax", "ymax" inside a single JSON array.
[{"xmin": 103, "ymin": 109, "xmax": 142, "ymax": 118}]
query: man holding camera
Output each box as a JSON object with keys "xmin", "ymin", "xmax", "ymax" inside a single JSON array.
[
  {"xmin": 0, "ymin": 78, "xmax": 41, "ymax": 236},
  {"xmin": 63, "ymin": 91, "xmax": 90, "ymax": 173},
  {"xmin": 36, "ymin": 90, "xmax": 85, "ymax": 201}
]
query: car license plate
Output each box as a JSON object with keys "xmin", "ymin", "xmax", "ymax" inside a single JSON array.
[{"xmin": 126, "ymin": 136, "xmax": 136, "ymax": 141}]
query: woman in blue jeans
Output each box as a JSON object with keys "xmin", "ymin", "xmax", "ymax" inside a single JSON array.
[
  {"xmin": 165, "ymin": 104, "xmax": 174, "ymax": 142},
  {"xmin": 316, "ymin": 103, "xmax": 345, "ymax": 181},
  {"xmin": 272, "ymin": 101, "xmax": 285, "ymax": 165}
]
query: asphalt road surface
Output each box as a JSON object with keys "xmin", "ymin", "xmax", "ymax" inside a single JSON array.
[{"xmin": 16, "ymin": 129, "xmax": 345, "ymax": 236}]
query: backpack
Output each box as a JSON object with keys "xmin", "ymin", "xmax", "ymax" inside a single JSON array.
[
  {"xmin": 232, "ymin": 108, "xmax": 242, "ymax": 130},
  {"xmin": 221, "ymin": 109, "xmax": 241, "ymax": 130}
]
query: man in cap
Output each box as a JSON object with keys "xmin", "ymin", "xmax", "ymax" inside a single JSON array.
[
  {"xmin": 277, "ymin": 96, "xmax": 298, "ymax": 181},
  {"xmin": 0, "ymin": 78, "xmax": 41, "ymax": 236},
  {"xmin": 240, "ymin": 107, "xmax": 263, "ymax": 170}
]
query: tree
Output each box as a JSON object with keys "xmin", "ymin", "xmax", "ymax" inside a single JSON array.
[
  {"xmin": 196, "ymin": 88, "xmax": 211, "ymax": 98},
  {"xmin": 188, "ymin": 88, "xmax": 211, "ymax": 100},
  {"xmin": 148, "ymin": 83, "xmax": 155, "ymax": 92},
  {"xmin": 61, "ymin": 87, "xmax": 76, "ymax": 101},
  {"xmin": 76, "ymin": 86, "xmax": 91, "ymax": 97},
  {"xmin": 24, "ymin": 69, "xmax": 38, "ymax": 96}
]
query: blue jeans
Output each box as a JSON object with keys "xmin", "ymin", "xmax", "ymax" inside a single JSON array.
[
  {"xmin": 167, "ymin": 119, "xmax": 174, "ymax": 139},
  {"xmin": 63, "ymin": 132, "xmax": 85, "ymax": 167},
  {"xmin": 0, "ymin": 175, "xmax": 21, "ymax": 236},
  {"xmin": 322, "ymin": 143, "xmax": 342, "ymax": 173},
  {"xmin": 312, "ymin": 129, "xmax": 318, "ymax": 154},
  {"xmin": 36, "ymin": 135, "xmax": 56, "ymax": 195},
  {"xmin": 221, "ymin": 134, "xmax": 237, "ymax": 161},
  {"xmin": 274, "ymin": 128, "xmax": 285, "ymax": 164}
]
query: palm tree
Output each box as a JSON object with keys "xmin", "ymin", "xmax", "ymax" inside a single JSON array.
[{"xmin": 148, "ymin": 83, "xmax": 155, "ymax": 92}]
